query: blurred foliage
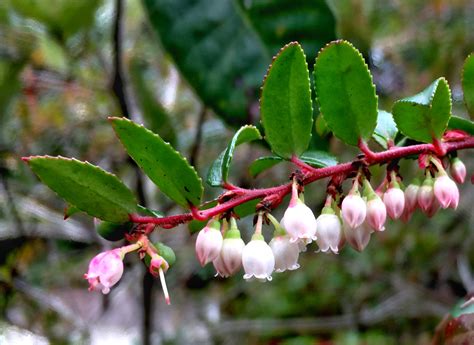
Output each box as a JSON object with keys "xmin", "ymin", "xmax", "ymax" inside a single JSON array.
[{"xmin": 0, "ymin": 0, "xmax": 473, "ymax": 344}]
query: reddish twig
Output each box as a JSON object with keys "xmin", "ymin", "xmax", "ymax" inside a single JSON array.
[{"xmin": 129, "ymin": 137, "xmax": 474, "ymax": 228}]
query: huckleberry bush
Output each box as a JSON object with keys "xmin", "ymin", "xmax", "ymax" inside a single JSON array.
[{"xmin": 22, "ymin": 40, "xmax": 474, "ymax": 303}]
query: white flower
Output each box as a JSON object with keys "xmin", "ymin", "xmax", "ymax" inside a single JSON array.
[
  {"xmin": 343, "ymin": 222, "xmax": 372, "ymax": 252},
  {"xmin": 366, "ymin": 197, "xmax": 387, "ymax": 231},
  {"xmin": 281, "ymin": 200, "xmax": 317, "ymax": 243},
  {"xmin": 270, "ymin": 235, "xmax": 300, "ymax": 272},
  {"xmin": 383, "ymin": 187, "xmax": 405, "ymax": 219},
  {"xmin": 404, "ymin": 183, "xmax": 420, "ymax": 213},
  {"xmin": 195, "ymin": 220, "xmax": 223, "ymax": 266},
  {"xmin": 315, "ymin": 210, "xmax": 342, "ymax": 254},
  {"xmin": 341, "ymin": 193, "xmax": 366, "ymax": 229},
  {"xmin": 434, "ymin": 174, "xmax": 459, "ymax": 209},
  {"xmin": 242, "ymin": 235, "xmax": 275, "ymax": 281}
]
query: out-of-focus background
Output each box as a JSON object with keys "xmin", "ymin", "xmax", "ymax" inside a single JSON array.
[{"xmin": 0, "ymin": 0, "xmax": 473, "ymax": 344}]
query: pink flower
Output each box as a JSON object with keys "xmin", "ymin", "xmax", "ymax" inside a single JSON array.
[
  {"xmin": 84, "ymin": 249, "xmax": 124, "ymax": 294},
  {"xmin": 434, "ymin": 174, "xmax": 459, "ymax": 209},
  {"xmin": 242, "ymin": 234, "xmax": 275, "ymax": 281},
  {"xmin": 315, "ymin": 209, "xmax": 342, "ymax": 254},
  {"xmin": 343, "ymin": 222, "xmax": 372, "ymax": 252},
  {"xmin": 404, "ymin": 183, "xmax": 420, "ymax": 213},
  {"xmin": 280, "ymin": 200, "xmax": 317, "ymax": 243},
  {"xmin": 366, "ymin": 197, "xmax": 387, "ymax": 231},
  {"xmin": 383, "ymin": 187, "xmax": 405, "ymax": 219},
  {"xmin": 195, "ymin": 220, "xmax": 223, "ymax": 266},
  {"xmin": 450, "ymin": 158, "xmax": 466, "ymax": 184},
  {"xmin": 270, "ymin": 235, "xmax": 300, "ymax": 272},
  {"xmin": 213, "ymin": 230, "xmax": 245, "ymax": 278},
  {"xmin": 417, "ymin": 178, "xmax": 435, "ymax": 214},
  {"xmin": 341, "ymin": 193, "xmax": 366, "ymax": 229}
]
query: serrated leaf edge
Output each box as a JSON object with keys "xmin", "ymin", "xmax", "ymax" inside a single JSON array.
[{"xmin": 461, "ymin": 53, "xmax": 474, "ymax": 116}]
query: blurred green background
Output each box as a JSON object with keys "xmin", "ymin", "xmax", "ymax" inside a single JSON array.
[{"xmin": 0, "ymin": 0, "xmax": 473, "ymax": 344}]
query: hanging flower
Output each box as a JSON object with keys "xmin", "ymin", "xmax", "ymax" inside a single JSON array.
[
  {"xmin": 383, "ymin": 186, "xmax": 405, "ymax": 219},
  {"xmin": 213, "ymin": 219, "xmax": 245, "ymax": 277},
  {"xmin": 343, "ymin": 222, "xmax": 372, "ymax": 252},
  {"xmin": 195, "ymin": 219, "xmax": 223, "ymax": 266},
  {"xmin": 450, "ymin": 158, "xmax": 466, "ymax": 184},
  {"xmin": 84, "ymin": 249, "xmax": 124, "ymax": 294},
  {"xmin": 315, "ymin": 206, "xmax": 342, "ymax": 254},
  {"xmin": 270, "ymin": 235, "xmax": 300, "ymax": 272},
  {"xmin": 366, "ymin": 196, "xmax": 387, "ymax": 231},
  {"xmin": 434, "ymin": 174, "xmax": 459, "ymax": 209},
  {"xmin": 341, "ymin": 193, "xmax": 366, "ymax": 229}
]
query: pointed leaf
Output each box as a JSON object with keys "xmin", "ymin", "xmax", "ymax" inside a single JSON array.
[
  {"xmin": 207, "ymin": 125, "xmax": 261, "ymax": 187},
  {"xmin": 249, "ymin": 156, "xmax": 283, "ymax": 178},
  {"xmin": 462, "ymin": 53, "xmax": 474, "ymax": 118},
  {"xmin": 448, "ymin": 116, "xmax": 474, "ymax": 135},
  {"xmin": 373, "ymin": 110, "xmax": 398, "ymax": 148},
  {"xmin": 260, "ymin": 42, "xmax": 313, "ymax": 158},
  {"xmin": 392, "ymin": 77, "xmax": 452, "ymax": 143},
  {"xmin": 314, "ymin": 40, "xmax": 378, "ymax": 146},
  {"xmin": 25, "ymin": 156, "xmax": 137, "ymax": 223},
  {"xmin": 110, "ymin": 117, "xmax": 203, "ymax": 208}
]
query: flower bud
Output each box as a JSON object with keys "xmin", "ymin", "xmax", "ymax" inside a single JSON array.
[
  {"xmin": 281, "ymin": 199, "xmax": 317, "ymax": 243},
  {"xmin": 242, "ymin": 234, "xmax": 275, "ymax": 281},
  {"xmin": 366, "ymin": 196, "xmax": 387, "ymax": 231},
  {"xmin": 195, "ymin": 220, "xmax": 223, "ymax": 266},
  {"xmin": 341, "ymin": 193, "xmax": 366, "ymax": 229},
  {"xmin": 269, "ymin": 235, "xmax": 300, "ymax": 272},
  {"xmin": 434, "ymin": 174, "xmax": 459, "ymax": 209},
  {"xmin": 343, "ymin": 222, "xmax": 372, "ymax": 252},
  {"xmin": 450, "ymin": 158, "xmax": 466, "ymax": 184},
  {"xmin": 214, "ymin": 221, "xmax": 245, "ymax": 277},
  {"xmin": 404, "ymin": 183, "xmax": 420, "ymax": 213},
  {"xmin": 417, "ymin": 177, "xmax": 435, "ymax": 214},
  {"xmin": 84, "ymin": 249, "xmax": 124, "ymax": 294},
  {"xmin": 383, "ymin": 186, "xmax": 405, "ymax": 219},
  {"xmin": 425, "ymin": 198, "xmax": 440, "ymax": 218},
  {"xmin": 315, "ymin": 207, "xmax": 342, "ymax": 254}
]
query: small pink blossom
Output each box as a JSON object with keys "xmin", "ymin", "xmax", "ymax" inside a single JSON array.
[
  {"xmin": 366, "ymin": 197, "xmax": 387, "ymax": 231},
  {"xmin": 343, "ymin": 222, "xmax": 372, "ymax": 252},
  {"xmin": 404, "ymin": 183, "xmax": 420, "ymax": 213},
  {"xmin": 341, "ymin": 194, "xmax": 366, "ymax": 229},
  {"xmin": 281, "ymin": 200, "xmax": 317, "ymax": 243},
  {"xmin": 383, "ymin": 187, "xmax": 405, "ymax": 219},
  {"xmin": 84, "ymin": 249, "xmax": 124, "ymax": 294},
  {"xmin": 315, "ymin": 211, "xmax": 342, "ymax": 254},
  {"xmin": 270, "ymin": 235, "xmax": 300, "ymax": 272},
  {"xmin": 242, "ymin": 235, "xmax": 275, "ymax": 281},
  {"xmin": 214, "ymin": 236, "xmax": 245, "ymax": 277},
  {"xmin": 434, "ymin": 175, "xmax": 459, "ymax": 209},
  {"xmin": 450, "ymin": 158, "xmax": 466, "ymax": 184},
  {"xmin": 417, "ymin": 181, "xmax": 435, "ymax": 214},
  {"xmin": 195, "ymin": 220, "xmax": 223, "ymax": 266}
]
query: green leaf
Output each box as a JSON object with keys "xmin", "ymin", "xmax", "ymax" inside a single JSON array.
[
  {"xmin": 249, "ymin": 150, "xmax": 337, "ymax": 178},
  {"xmin": 142, "ymin": 0, "xmax": 335, "ymax": 127},
  {"xmin": 249, "ymin": 156, "xmax": 283, "ymax": 178},
  {"xmin": 392, "ymin": 77, "xmax": 452, "ymax": 143},
  {"xmin": 206, "ymin": 125, "xmax": 261, "ymax": 187},
  {"xmin": 234, "ymin": 198, "xmax": 261, "ymax": 218},
  {"xmin": 260, "ymin": 42, "xmax": 313, "ymax": 158},
  {"xmin": 462, "ymin": 53, "xmax": 474, "ymax": 118},
  {"xmin": 448, "ymin": 115, "xmax": 474, "ymax": 135},
  {"xmin": 110, "ymin": 117, "xmax": 203, "ymax": 208},
  {"xmin": 314, "ymin": 40, "xmax": 378, "ymax": 146},
  {"xmin": 96, "ymin": 221, "xmax": 133, "ymax": 242},
  {"xmin": 373, "ymin": 110, "xmax": 398, "ymax": 148},
  {"xmin": 137, "ymin": 205, "xmax": 164, "ymax": 217},
  {"xmin": 25, "ymin": 156, "xmax": 137, "ymax": 223}
]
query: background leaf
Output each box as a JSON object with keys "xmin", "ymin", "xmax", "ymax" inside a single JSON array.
[
  {"xmin": 249, "ymin": 156, "xmax": 283, "ymax": 178},
  {"xmin": 206, "ymin": 125, "xmax": 261, "ymax": 187},
  {"xmin": 373, "ymin": 110, "xmax": 398, "ymax": 148},
  {"xmin": 260, "ymin": 42, "xmax": 313, "ymax": 158},
  {"xmin": 448, "ymin": 116, "xmax": 474, "ymax": 135},
  {"xmin": 392, "ymin": 78, "xmax": 452, "ymax": 143},
  {"xmin": 314, "ymin": 40, "xmax": 378, "ymax": 146},
  {"xmin": 25, "ymin": 156, "xmax": 137, "ymax": 223},
  {"xmin": 110, "ymin": 117, "xmax": 203, "ymax": 208},
  {"xmin": 462, "ymin": 53, "xmax": 474, "ymax": 118}
]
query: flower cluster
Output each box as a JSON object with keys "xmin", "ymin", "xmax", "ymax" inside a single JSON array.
[{"xmin": 194, "ymin": 156, "xmax": 465, "ymax": 281}]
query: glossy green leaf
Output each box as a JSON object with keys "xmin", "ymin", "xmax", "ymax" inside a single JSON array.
[
  {"xmin": 373, "ymin": 110, "xmax": 398, "ymax": 148},
  {"xmin": 96, "ymin": 221, "xmax": 133, "ymax": 242},
  {"xmin": 314, "ymin": 40, "xmax": 378, "ymax": 146},
  {"xmin": 110, "ymin": 117, "xmax": 203, "ymax": 208},
  {"xmin": 25, "ymin": 156, "xmax": 138, "ymax": 223},
  {"xmin": 143, "ymin": 0, "xmax": 335, "ymax": 126},
  {"xmin": 206, "ymin": 125, "xmax": 261, "ymax": 187},
  {"xmin": 448, "ymin": 115, "xmax": 474, "ymax": 135},
  {"xmin": 392, "ymin": 78, "xmax": 452, "ymax": 143},
  {"xmin": 260, "ymin": 42, "xmax": 313, "ymax": 158},
  {"xmin": 249, "ymin": 156, "xmax": 283, "ymax": 178},
  {"xmin": 462, "ymin": 53, "xmax": 474, "ymax": 118}
]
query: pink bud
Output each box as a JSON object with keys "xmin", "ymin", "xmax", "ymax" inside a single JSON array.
[
  {"xmin": 383, "ymin": 187, "xmax": 405, "ymax": 219},
  {"xmin": 281, "ymin": 200, "xmax": 317, "ymax": 243},
  {"xmin": 269, "ymin": 235, "xmax": 300, "ymax": 272},
  {"xmin": 434, "ymin": 175, "xmax": 459, "ymax": 209},
  {"xmin": 366, "ymin": 197, "xmax": 387, "ymax": 231},
  {"xmin": 417, "ymin": 182, "xmax": 435, "ymax": 213},
  {"xmin": 214, "ymin": 237, "xmax": 245, "ymax": 277},
  {"xmin": 84, "ymin": 249, "xmax": 124, "ymax": 294},
  {"xmin": 315, "ymin": 212, "xmax": 342, "ymax": 254},
  {"xmin": 404, "ymin": 183, "xmax": 420, "ymax": 213},
  {"xmin": 425, "ymin": 199, "xmax": 440, "ymax": 218},
  {"xmin": 400, "ymin": 208, "xmax": 413, "ymax": 223},
  {"xmin": 341, "ymin": 194, "xmax": 366, "ymax": 229},
  {"xmin": 343, "ymin": 222, "xmax": 372, "ymax": 252},
  {"xmin": 242, "ymin": 235, "xmax": 275, "ymax": 281},
  {"xmin": 195, "ymin": 220, "xmax": 223, "ymax": 266},
  {"xmin": 450, "ymin": 158, "xmax": 466, "ymax": 184}
]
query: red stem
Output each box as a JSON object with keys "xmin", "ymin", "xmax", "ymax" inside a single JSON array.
[{"xmin": 129, "ymin": 137, "xmax": 474, "ymax": 228}]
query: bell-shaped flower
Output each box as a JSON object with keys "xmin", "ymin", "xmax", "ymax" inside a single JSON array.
[
  {"xmin": 341, "ymin": 193, "xmax": 366, "ymax": 229},
  {"xmin": 195, "ymin": 219, "xmax": 223, "ymax": 266},
  {"xmin": 383, "ymin": 186, "xmax": 405, "ymax": 219},
  {"xmin": 270, "ymin": 235, "xmax": 300, "ymax": 272},
  {"xmin": 434, "ymin": 174, "xmax": 459, "ymax": 209},
  {"xmin": 418, "ymin": 177, "xmax": 436, "ymax": 214},
  {"xmin": 315, "ymin": 207, "xmax": 342, "ymax": 254},
  {"xmin": 425, "ymin": 198, "xmax": 440, "ymax": 218},
  {"xmin": 450, "ymin": 158, "xmax": 466, "ymax": 184},
  {"xmin": 404, "ymin": 182, "xmax": 420, "ymax": 213},
  {"xmin": 343, "ymin": 222, "xmax": 372, "ymax": 252},
  {"xmin": 213, "ymin": 219, "xmax": 245, "ymax": 277},
  {"xmin": 242, "ymin": 234, "xmax": 275, "ymax": 281},
  {"xmin": 213, "ymin": 253, "xmax": 231, "ymax": 278},
  {"xmin": 281, "ymin": 199, "xmax": 317, "ymax": 243},
  {"xmin": 84, "ymin": 249, "xmax": 124, "ymax": 294},
  {"xmin": 366, "ymin": 196, "xmax": 387, "ymax": 231}
]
